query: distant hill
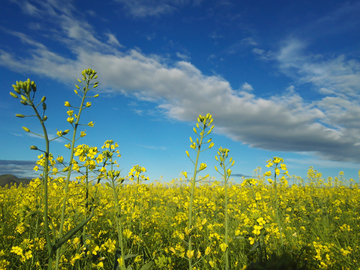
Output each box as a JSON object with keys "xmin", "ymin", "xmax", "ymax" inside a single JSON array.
[{"xmin": 0, "ymin": 174, "xmax": 32, "ymax": 188}]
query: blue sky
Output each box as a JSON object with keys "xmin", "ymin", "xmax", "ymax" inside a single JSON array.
[{"xmin": 1, "ymin": 0, "xmax": 360, "ymax": 184}]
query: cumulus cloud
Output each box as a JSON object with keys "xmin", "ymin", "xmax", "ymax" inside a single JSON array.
[{"xmin": 2, "ymin": 0, "xmax": 360, "ymax": 165}]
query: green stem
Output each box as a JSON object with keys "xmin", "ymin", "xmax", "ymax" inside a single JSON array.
[
  {"xmin": 274, "ymin": 169, "xmax": 284, "ymax": 249},
  {"xmin": 55, "ymin": 80, "xmax": 89, "ymax": 269},
  {"xmin": 188, "ymin": 131, "xmax": 204, "ymax": 270},
  {"xmin": 28, "ymin": 97, "xmax": 52, "ymax": 269},
  {"xmin": 112, "ymin": 179, "xmax": 125, "ymax": 270},
  {"xmin": 223, "ymin": 166, "xmax": 229, "ymax": 270}
]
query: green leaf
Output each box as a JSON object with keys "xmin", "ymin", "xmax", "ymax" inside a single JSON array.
[
  {"xmin": 250, "ymin": 241, "xmax": 260, "ymax": 253},
  {"xmin": 139, "ymin": 261, "xmax": 154, "ymax": 270},
  {"xmin": 51, "ymin": 211, "xmax": 94, "ymax": 255}
]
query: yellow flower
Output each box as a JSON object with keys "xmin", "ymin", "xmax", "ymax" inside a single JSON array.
[
  {"xmin": 67, "ymin": 117, "xmax": 74, "ymax": 124},
  {"xmin": 187, "ymin": 250, "xmax": 194, "ymax": 259},
  {"xmin": 253, "ymin": 225, "xmax": 262, "ymax": 235},
  {"xmin": 257, "ymin": 217, "xmax": 266, "ymax": 226},
  {"xmin": 86, "ymin": 102, "xmax": 91, "ymax": 107},
  {"xmin": 64, "ymin": 101, "xmax": 71, "ymax": 107},
  {"xmin": 264, "ymin": 171, "xmax": 272, "ymax": 176},
  {"xmin": 199, "ymin": 163, "xmax": 207, "ymax": 171},
  {"xmin": 65, "ymin": 143, "xmax": 71, "ymax": 149},
  {"xmin": 80, "ymin": 131, "xmax": 86, "ymax": 137},
  {"xmin": 67, "ymin": 110, "xmax": 74, "ymax": 116},
  {"xmin": 249, "ymin": 237, "xmax": 255, "ymax": 245},
  {"xmin": 205, "ymin": 246, "xmax": 211, "ymax": 255},
  {"xmin": 220, "ymin": 243, "xmax": 228, "ymax": 252}
]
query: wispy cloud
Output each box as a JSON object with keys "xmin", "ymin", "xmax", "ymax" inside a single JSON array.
[
  {"xmin": 2, "ymin": 0, "xmax": 360, "ymax": 166},
  {"xmin": 225, "ymin": 37, "xmax": 257, "ymax": 54},
  {"xmin": 114, "ymin": 0, "xmax": 202, "ymax": 18},
  {"xmin": 0, "ymin": 160, "xmax": 37, "ymax": 178},
  {"xmin": 105, "ymin": 33, "xmax": 124, "ymax": 47},
  {"xmin": 137, "ymin": 144, "xmax": 167, "ymax": 150},
  {"xmin": 176, "ymin": 52, "xmax": 191, "ymax": 61}
]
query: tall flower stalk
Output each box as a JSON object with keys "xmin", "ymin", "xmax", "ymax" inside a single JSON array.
[
  {"xmin": 55, "ymin": 69, "xmax": 99, "ymax": 269},
  {"xmin": 265, "ymin": 157, "xmax": 288, "ymax": 250},
  {"xmin": 10, "ymin": 69, "xmax": 100, "ymax": 270},
  {"xmin": 215, "ymin": 147, "xmax": 235, "ymax": 270},
  {"xmin": 184, "ymin": 113, "xmax": 214, "ymax": 270}
]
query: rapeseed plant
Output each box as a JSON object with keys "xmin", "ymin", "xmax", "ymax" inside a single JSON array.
[
  {"xmin": 214, "ymin": 147, "xmax": 235, "ymax": 270},
  {"xmin": 184, "ymin": 113, "xmax": 214, "ymax": 270}
]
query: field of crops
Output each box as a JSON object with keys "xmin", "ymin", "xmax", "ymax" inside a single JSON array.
[
  {"xmin": 2, "ymin": 69, "xmax": 360, "ymax": 269},
  {"xmin": 1, "ymin": 167, "xmax": 359, "ymax": 269}
]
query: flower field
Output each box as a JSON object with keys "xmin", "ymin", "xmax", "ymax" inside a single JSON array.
[
  {"xmin": 2, "ymin": 69, "xmax": 360, "ymax": 269},
  {"xmin": 1, "ymin": 168, "xmax": 360, "ymax": 269}
]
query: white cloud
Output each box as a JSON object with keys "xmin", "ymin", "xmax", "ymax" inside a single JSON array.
[
  {"xmin": 105, "ymin": 33, "xmax": 124, "ymax": 47},
  {"xmin": 225, "ymin": 37, "xmax": 257, "ymax": 54},
  {"xmin": 114, "ymin": 0, "xmax": 202, "ymax": 18},
  {"xmin": 241, "ymin": 82, "xmax": 253, "ymax": 91},
  {"xmin": 176, "ymin": 52, "xmax": 190, "ymax": 61},
  {"xmin": 252, "ymin": 48, "xmax": 264, "ymax": 55},
  {"xmin": 2, "ymin": 0, "xmax": 360, "ymax": 164}
]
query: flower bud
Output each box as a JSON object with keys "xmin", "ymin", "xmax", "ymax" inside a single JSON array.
[
  {"xmin": 94, "ymin": 94, "xmax": 99, "ymax": 98},
  {"xmin": 12, "ymin": 85, "xmax": 21, "ymax": 94},
  {"xmin": 20, "ymin": 100, "xmax": 28, "ymax": 105},
  {"xmin": 16, "ymin": 114, "xmax": 25, "ymax": 118},
  {"xmin": 64, "ymin": 101, "xmax": 71, "ymax": 107},
  {"xmin": 77, "ymin": 79, "xmax": 82, "ymax": 83},
  {"xmin": 62, "ymin": 129, "xmax": 70, "ymax": 135},
  {"xmin": 31, "ymin": 81, "xmax": 36, "ymax": 92},
  {"xmin": 75, "ymin": 84, "xmax": 80, "ymax": 89},
  {"xmin": 30, "ymin": 145, "xmax": 38, "ymax": 150},
  {"xmin": 43, "ymin": 116, "xmax": 48, "ymax": 121},
  {"xmin": 74, "ymin": 89, "xmax": 78, "ymax": 94},
  {"xmin": 41, "ymin": 96, "xmax": 46, "ymax": 103},
  {"xmin": 22, "ymin": 126, "xmax": 30, "ymax": 132},
  {"xmin": 10, "ymin": 92, "xmax": 18, "ymax": 98}
]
